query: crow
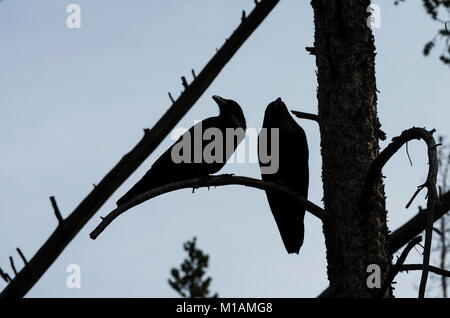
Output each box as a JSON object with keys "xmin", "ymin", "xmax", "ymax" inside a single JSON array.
[
  {"xmin": 116, "ymin": 95, "xmax": 246, "ymax": 206},
  {"xmin": 258, "ymin": 98, "xmax": 309, "ymax": 254}
]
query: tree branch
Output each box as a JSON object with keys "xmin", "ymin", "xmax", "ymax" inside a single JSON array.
[
  {"xmin": 89, "ymin": 174, "xmax": 324, "ymax": 240},
  {"xmin": 378, "ymin": 236, "xmax": 422, "ymax": 298},
  {"xmin": 16, "ymin": 248, "xmax": 27, "ymax": 267},
  {"xmin": 359, "ymin": 127, "xmax": 439, "ymax": 298},
  {"xmin": 0, "ymin": 268, "xmax": 11, "ymax": 283},
  {"xmin": 49, "ymin": 196, "xmax": 64, "ymax": 226},
  {"xmin": 290, "ymin": 110, "xmax": 320, "ymax": 123},
  {"xmin": 390, "ymin": 191, "xmax": 450, "ymax": 253},
  {"xmin": 0, "ymin": 0, "xmax": 280, "ymax": 298},
  {"xmin": 9, "ymin": 257, "xmax": 17, "ymax": 276},
  {"xmin": 399, "ymin": 264, "xmax": 450, "ymax": 278}
]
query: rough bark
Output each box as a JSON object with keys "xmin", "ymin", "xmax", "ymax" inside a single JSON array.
[{"xmin": 311, "ymin": 0, "xmax": 391, "ymax": 297}]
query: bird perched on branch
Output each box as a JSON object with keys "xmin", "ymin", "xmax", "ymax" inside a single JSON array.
[
  {"xmin": 258, "ymin": 98, "xmax": 309, "ymax": 254},
  {"xmin": 116, "ymin": 95, "xmax": 246, "ymax": 206}
]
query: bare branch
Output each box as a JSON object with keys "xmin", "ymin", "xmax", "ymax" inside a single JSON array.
[
  {"xmin": 406, "ymin": 184, "xmax": 426, "ymax": 209},
  {"xmin": 390, "ymin": 190, "xmax": 450, "ymax": 253},
  {"xmin": 9, "ymin": 257, "xmax": 17, "ymax": 276},
  {"xmin": 49, "ymin": 196, "xmax": 64, "ymax": 226},
  {"xmin": 16, "ymin": 249, "xmax": 27, "ymax": 267},
  {"xmin": 168, "ymin": 92, "xmax": 175, "ymax": 103},
  {"xmin": 0, "ymin": 0, "xmax": 281, "ymax": 298},
  {"xmin": 400, "ymin": 264, "xmax": 450, "ymax": 278},
  {"xmin": 89, "ymin": 174, "xmax": 324, "ymax": 240},
  {"xmin": 181, "ymin": 76, "xmax": 188, "ymax": 89},
  {"xmin": 290, "ymin": 110, "xmax": 320, "ymax": 123},
  {"xmin": 378, "ymin": 236, "xmax": 422, "ymax": 298},
  {"xmin": 0, "ymin": 268, "xmax": 11, "ymax": 283},
  {"xmin": 434, "ymin": 227, "xmax": 444, "ymax": 236}
]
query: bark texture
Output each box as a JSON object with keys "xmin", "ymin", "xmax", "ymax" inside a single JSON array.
[{"xmin": 311, "ymin": 0, "xmax": 391, "ymax": 297}]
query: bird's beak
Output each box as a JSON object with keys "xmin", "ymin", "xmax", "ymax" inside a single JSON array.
[
  {"xmin": 275, "ymin": 97, "xmax": 282, "ymax": 106},
  {"xmin": 212, "ymin": 95, "xmax": 228, "ymax": 112}
]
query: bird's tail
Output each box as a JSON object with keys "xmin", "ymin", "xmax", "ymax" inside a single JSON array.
[
  {"xmin": 116, "ymin": 188, "xmax": 137, "ymax": 206},
  {"xmin": 281, "ymin": 220, "xmax": 304, "ymax": 254},
  {"xmin": 116, "ymin": 169, "xmax": 158, "ymax": 206}
]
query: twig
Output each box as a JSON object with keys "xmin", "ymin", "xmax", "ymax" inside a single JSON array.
[
  {"xmin": 360, "ymin": 127, "xmax": 438, "ymax": 214},
  {"xmin": 305, "ymin": 47, "xmax": 316, "ymax": 55},
  {"xmin": 181, "ymin": 76, "xmax": 188, "ymax": 88},
  {"xmin": 16, "ymin": 248, "xmax": 27, "ymax": 266},
  {"xmin": 9, "ymin": 257, "xmax": 17, "ymax": 276},
  {"xmin": 241, "ymin": 10, "xmax": 246, "ymax": 22},
  {"xmin": 168, "ymin": 92, "xmax": 175, "ymax": 103},
  {"xmin": 378, "ymin": 236, "xmax": 422, "ymax": 298},
  {"xmin": 0, "ymin": 268, "xmax": 11, "ymax": 283},
  {"xmin": 89, "ymin": 174, "xmax": 324, "ymax": 240},
  {"xmin": 406, "ymin": 142, "xmax": 413, "ymax": 166},
  {"xmin": 406, "ymin": 184, "xmax": 426, "ymax": 209},
  {"xmin": 400, "ymin": 264, "xmax": 450, "ymax": 278},
  {"xmin": 290, "ymin": 110, "xmax": 320, "ymax": 123},
  {"xmin": 433, "ymin": 227, "xmax": 444, "ymax": 236},
  {"xmin": 0, "ymin": 0, "xmax": 281, "ymax": 299},
  {"xmin": 49, "ymin": 196, "xmax": 64, "ymax": 226}
]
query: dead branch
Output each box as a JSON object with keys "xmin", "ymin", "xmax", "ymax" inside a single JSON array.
[
  {"xmin": 390, "ymin": 191, "xmax": 450, "ymax": 253},
  {"xmin": 16, "ymin": 249, "xmax": 27, "ymax": 267},
  {"xmin": 0, "ymin": 268, "xmax": 11, "ymax": 283},
  {"xmin": 49, "ymin": 196, "xmax": 64, "ymax": 226},
  {"xmin": 90, "ymin": 174, "xmax": 325, "ymax": 240},
  {"xmin": 399, "ymin": 264, "xmax": 450, "ymax": 277},
  {"xmin": 359, "ymin": 127, "xmax": 439, "ymax": 298},
  {"xmin": 378, "ymin": 236, "xmax": 422, "ymax": 298},
  {"xmin": 9, "ymin": 257, "xmax": 17, "ymax": 276},
  {"xmin": 0, "ymin": 0, "xmax": 280, "ymax": 298},
  {"xmin": 290, "ymin": 110, "xmax": 320, "ymax": 123}
]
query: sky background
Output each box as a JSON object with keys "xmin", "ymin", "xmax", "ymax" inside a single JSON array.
[{"xmin": 0, "ymin": 0, "xmax": 449, "ymax": 298}]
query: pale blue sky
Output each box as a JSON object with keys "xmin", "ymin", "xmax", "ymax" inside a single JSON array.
[{"xmin": 0, "ymin": 1, "xmax": 449, "ymax": 297}]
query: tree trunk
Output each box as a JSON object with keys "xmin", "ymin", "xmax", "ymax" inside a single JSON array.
[{"xmin": 311, "ymin": 0, "xmax": 391, "ymax": 297}]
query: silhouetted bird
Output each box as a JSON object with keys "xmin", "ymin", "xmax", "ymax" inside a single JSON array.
[
  {"xmin": 117, "ymin": 95, "xmax": 246, "ymax": 206},
  {"xmin": 258, "ymin": 98, "xmax": 309, "ymax": 254}
]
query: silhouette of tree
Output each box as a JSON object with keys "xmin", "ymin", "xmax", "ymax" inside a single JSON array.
[{"xmin": 168, "ymin": 237, "xmax": 218, "ymax": 298}]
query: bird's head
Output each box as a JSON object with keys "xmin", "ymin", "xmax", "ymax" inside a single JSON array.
[
  {"xmin": 212, "ymin": 95, "xmax": 246, "ymax": 128},
  {"xmin": 265, "ymin": 97, "xmax": 289, "ymax": 116}
]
